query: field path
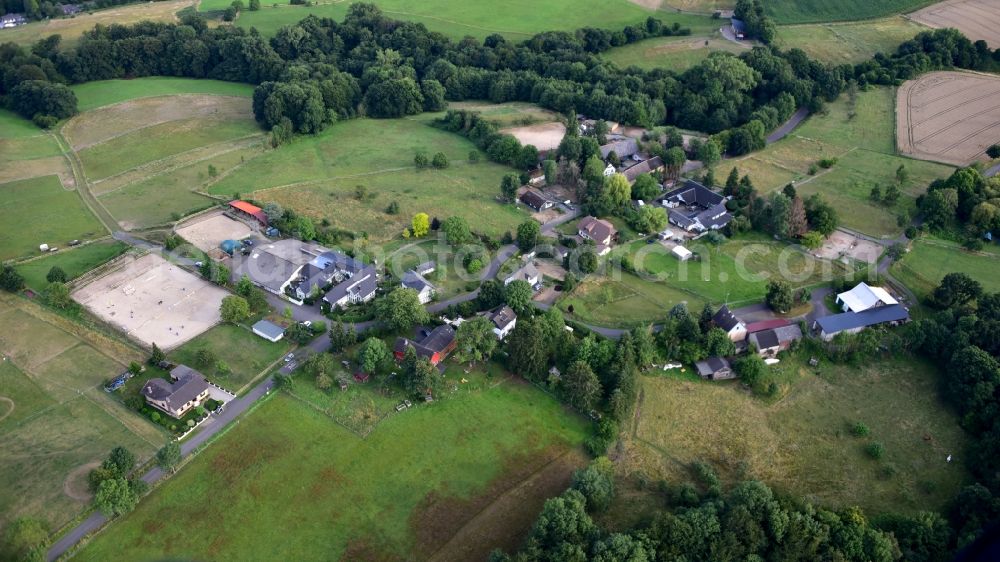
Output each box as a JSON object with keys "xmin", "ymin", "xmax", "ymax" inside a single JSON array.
[{"xmin": 51, "ymin": 130, "xmax": 118, "ymax": 233}]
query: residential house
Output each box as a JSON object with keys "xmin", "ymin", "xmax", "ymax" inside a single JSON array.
[
  {"xmin": 835, "ymin": 282, "xmax": 898, "ymax": 313},
  {"xmin": 252, "ymin": 319, "xmax": 285, "ymax": 342},
  {"xmin": 141, "ymin": 365, "xmax": 210, "ymax": 419},
  {"xmin": 324, "ymin": 265, "xmax": 378, "ymax": 310},
  {"xmin": 599, "ymin": 138, "xmax": 639, "ymax": 160},
  {"xmin": 712, "ymin": 305, "xmax": 747, "ymax": 342},
  {"xmin": 520, "ymin": 189, "xmax": 553, "ymax": 211},
  {"xmin": 672, "ymin": 245, "xmax": 693, "ymax": 261},
  {"xmin": 622, "ymin": 157, "xmax": 664, "ymax": 184},
  {"xmin": 603, "ymin": 163, "xmax": 616, "ymax": 177},
  {"xmin": 483, "ymin": 306, "xmax": 517, "ymax": 340},
  {"xmin": 695, "ymin": 357, "xmax": 734, "ymax": 380},
  {"xmin": 228, "ymin": 200, "xmax": 268, "ymax": 227},
  {"xmin": 748, "ymin": 324, "xmax": 803, "ymax": 356},
  {"xmin": 504, "ymin": 262, "xmax": 541, "ymax": 288},
  {"xmin": 578, "ymin": 216, "xmax": 617, "ymax": 254},
  {"xmin": 393, "ymin": 325, "xmax": 457, "ymax": 366},
  {"xmin": 402, "ymin": 269, "xmax": 436, "ymax": 304},
  {"xmin": 813, "ymin": 304, "xmax": 909, "ymax": 341},
  {"xmin": 731, "ymin": 18, "xmax": 747, "ymax": 39},
  {"xmin": 661, "ymin": 180, "xmax": 732, "ymax": 233},
  {"xmin": 0, "ymin": 13, "xmax": 27, "ymax": 28}
]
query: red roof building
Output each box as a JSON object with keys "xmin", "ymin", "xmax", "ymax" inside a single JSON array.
[
  {"xmin": 744, "ymin": 318, "xmax": 791, "ymax": 334},
  {"xmin": 229, "ymin": 200, "xmax": 268, "ymax": 226}
]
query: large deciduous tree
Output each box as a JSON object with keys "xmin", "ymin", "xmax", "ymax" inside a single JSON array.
[{"xmin": 375, "ymin": 288, "xmax": 429, "ymax": 331}]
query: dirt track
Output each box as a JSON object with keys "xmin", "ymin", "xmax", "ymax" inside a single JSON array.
[
  {"xmin": 910, "ymin": 0, "xmax": 1000, "ymax": 48},
  {"xmin": 896, "ymin": 71, "xmax": 1000, "ymax": 166}
]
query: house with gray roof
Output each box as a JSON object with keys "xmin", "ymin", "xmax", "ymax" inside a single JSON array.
[
  {"xmin": 600, "ymin": 138, "xmax": 639, "ymax": 160},
  {"xmin": 749, "ymin": 324, "xmax": 803, "ymax": 356},
  {"xmin": 695, "ymin": 357, "xmax": 734, "ymax": 380},
  {"xmin": 252, "ymin": 319, "xmax": 285, "ymax": 342},
  {"xmin": 712, "ymin": 305, "xmax": 747, "ymax": 342},
  {"xmin": 622, "ymin": 157, "xmax": 664, "ymax": 184},
  {"xmin": 141, "ymin": 365, "xmax": 210, "ymax": 419},
  {"xmin": 504, "ymin": 262, "xmax": 541, "ymax": 287},
  {"xmin": 402, "ymin": 269, "xmax": 436, "ymax": 304},
  {"xmin": 661, "ymin": 180, "xmax": 732, "ymax": 233},
  {"xmin": 813, "ymin": 304, "xmax": 909, "ymax": 341},
  {"xmin": 483, "ymin": 306, "xmax": 517, "ymax": 339},
  {"xmin": 324, "ymin": 265, "xmax": 378, "ymax": 310}
]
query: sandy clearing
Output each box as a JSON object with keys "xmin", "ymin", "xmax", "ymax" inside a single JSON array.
[
  {"xmin": 71, "ymin": 253, "xmax": 228, "ymax": 349},
  {"xmin": 897, "ymin": 71, "xmax": 1000, "ymax": 166},
  {"xmin": 500, "ymin": 122, "xmax": 566, "ymax": 151},
  {"xmin": 175, "ymin": 210, "xmax": 257, "ymax": 253},
  {"xmin": 813, "ymin": 230, "xmax": 883, "ymax": 264},
  {"xmin": 63, "ymin": 461, "xmax": 100, "ymax": 502},
  {"xmin": 910, "ymin": 0, "xmax": 1000, "ymax": 48},
  {"xmin": 62, "ymin": 95, "xmax": 254, "ymax": 150}
]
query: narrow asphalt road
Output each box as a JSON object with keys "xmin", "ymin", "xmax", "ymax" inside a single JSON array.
[
  {"xmin": 985, "ymin": 162, "xmax": 1000, "ymax": 178},
  {"xmin": 767, "ymin": 107, "xmax": 810, "ymax": 144},
  {"xmin": 47, "ymin": 374, "xmax": 279, "ymax": 561}
]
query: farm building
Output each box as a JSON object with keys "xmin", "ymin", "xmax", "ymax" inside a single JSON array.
[
  {"xmin": 483, "ymin": 306, "xmax": 517, "ymax": 340},
  {"xmin": 672, "ymin": 245, "xmax": 693, "ymax": 261},
  {"xmin": 505, "ymin": 262, "xmax": 541, "ymax": 287},
  {"xmin": 401, "ymin": 269, "xmax": 436, "ymax": 304},
  {"xmin": 712, "ymin": 305, "xmax": 747, "ymax": 342},
  {"xmin": 394, "ymin": 324, "xmax": 457, "ymax": 366},
  {"xmin": 813, "ymin": 304, "xmax": 909, "ymax": 341},
  {"xmin": 749, "ymin": 324, "xmax": 803, "ymax": 357},
  {"xmin": 230, "ymin": 239, "xmax": 371, "ymax": 303},
  {"xmin": 661, "ymin": 180, "xmax": 732, "ymax": 233},
  {"xmin": 252, "ymin": 319, "xmax": 285, "ymax": 342},
  {"xmin": 141, "ymin": 365, "xmax": 211, "ymax": 419},
  {"xmin": 622, "ymin": 157, "xmax": 665, "ymax": 184},
  {"xmin": 599, "ymin": 138, "xmax": 638, "ymax": 159},
  {"xmin": 324, "ymin": 265, "xmax": 378, "ymax": 310},
  {"xmin": 835, "ymin": 282, "xmax": 898, "ymax": 313},
  {"xmin": 578, "ymin": 216, "xmax": 617, "ymax": 253},
  {"xmin": 695, "ymin": 357, "xmax": 734, "ymax": 380},
  {"xmin": 520, "ymin": 189, "xmax": 553, "ymax": 211},
  {"xmin": 228, "ymin": 200, "xmax": 268, "ymax": 227}
]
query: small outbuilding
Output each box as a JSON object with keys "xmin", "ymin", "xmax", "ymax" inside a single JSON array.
[
  {"xmin": 672, "ymin": 245, "xmax": 693, "ymax": 261},
  {"xmin": 252, "ymin": 319, "xmax": 285, "ymax": 342},
  {"xmin": 695, "ymin": 357, "xmax": 734, "ymax": 380},
  {"xmin": 220, "ymin": 239, "xmax": 241, "ymax": 256}
]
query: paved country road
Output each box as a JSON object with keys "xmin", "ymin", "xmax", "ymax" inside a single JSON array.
[
  {"xmin": 767, "ymin": 107, "xmax": 810, "ymax": 144},
  {"xmin": 47, "ymin": 374, "xmax": 278, "ymax": 561}
]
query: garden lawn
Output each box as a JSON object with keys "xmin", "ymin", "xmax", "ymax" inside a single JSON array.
[
  {"xmin": 764, "ymin": 0, "xmax": 939, "ymax": 24},
  {"xmin": 70, "ymin": 78, "xmax": 254, "ymax": 111},
  {"xmin": 209, "ymin": 117, "xmax": 529, "ymax": 242},
  {"xmin": 0, "ymin": 176, "xmax": 105, "ymax": 260},
  {"xmin": 0, "ymin": 295, "xmax": 160, "ymax": 532},
  {"xmin": 170, "ymin": 324, "xmax": 292, "ymax": 392},
  {"xmin": 15, "ymin": 240, "xmax": 128, "ymax": 290},
  {"xmin": 625, "ymin": 353, "xmax": 969, "ymax": 516},
  {"xmin": 559, "ymin": 271, "xmax": 707, "ymax": 328},
  {"xmin": 892, "ymin": 237, "xmax": 1000, "ymax": 300},
  {"xmin": 205, "ymin": 0, "xmax": 716, "ymax": 41},
  {"xmin": 776, "ymin": 17, "xmax": 929, "ymax": 64},
  {"xmin": 75, "ymin": 374, "xmax": 588, "ymax": 561}
]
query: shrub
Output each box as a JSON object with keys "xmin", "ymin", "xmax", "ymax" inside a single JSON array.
[
  {"xmin": 431, "ymin": 152, "xmax": 449, "ymax": 169},
  {"xmin": 818, "ymin": 157, "xmax": 838, "ymax": 169},
  {"xmin": 32, "ymin": 114, "xmax": 58, "ymax": 129},
  {"xmin": 150, "ymin": 412, "xmax": 161, "ymax": 423},
  {"xmin": 987, "ymin": 144, "xmax": 1000, "ymax": 159},
  {"xmin": 808, "ymin": 164, "xmax": 818, "ymax": 175},
  {"xmin": 866, "ymin": 441, "xmax": 885, "ymax": 460},
  {"xmin": 851, "ymin": 422, "xmax": 870, "ymax": 437}
]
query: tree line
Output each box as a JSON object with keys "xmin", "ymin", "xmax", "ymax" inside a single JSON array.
[{"xmin": 2, "ymin": 3, "xmax": 997, "ymax": 146}]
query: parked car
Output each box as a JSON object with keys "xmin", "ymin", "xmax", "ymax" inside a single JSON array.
[{"xmin": 284, "ymin": 353, "xmax": 294, "ymax": 362}]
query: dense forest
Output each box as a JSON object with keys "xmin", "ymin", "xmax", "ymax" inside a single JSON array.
[{"xmin": 1, "ymin": 3, "xmax": 998, "ymax": 157}]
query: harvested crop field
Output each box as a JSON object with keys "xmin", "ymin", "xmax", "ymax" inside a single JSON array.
[
  {"xmin": 500, "ymin": 122, "xmax": 567, "ymax": 151},
  {"xmin": 910, "ymin": 0, "xmax": 1000, "ymax": 47},
  {"xmin": 71, "ymin": 253, "xmax": 228, "ymax": 349},
  {"xmin": 175, "ymin": 211, "xmax": 257, "ymax": 253},
  {"xmin": 897, "ymin": 71, "xmax": 1000, "ymax": 166}
]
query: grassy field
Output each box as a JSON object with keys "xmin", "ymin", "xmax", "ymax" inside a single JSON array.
[
  {"xmin": 776, "ymin": 17, "xmax": 929, "ymax": 64},
  {"xmin": 205, "ymin": 0, "xmax": 716, "ymax": 40},
  {"xmin": 170, "ymin": 325, "xmax": 292, "ymax": 392},
  {"xmin": 558, "ymin": 235, "xmax": 846, "ymax": 327},
  {"xmin": 624, "ymin": 353, "xmax": 969, "ymax": 516},
  {"xmin": 713, "ymin": 87, "xmax": 955, "ymax": 238},
  {"xmin": 0, "ymin": 176, "xmax": 106, "ymax": 261},
  {"xmin": 75, "ymin": 370, "xmax": 589, "ymax": 561},
  {"xmin": 0, "ymin": 110, "xmax": 41, "ymax": 139},
  {"xmin": 208, "ymin": 117, "xmax": 530, "ymax": 242},
  {"xmin": 447, "ymin": 101, "xmax": 561, "ymax": 127},
  {"xmin": 0, "ymin": 294, "xmax": 161, "ymax": 532},
  {"xmin": 0, "ymin": 0, "xmax": 195, "ymax": 49},
  {"xmin": 892, "ymin": 237, "xmax": 1000, "ymax": 300},
  {"xmin": 70, "ymin": 78, "xmax": 254, "ymax": 111},
  {"xmin": 603, "ymin": 34, "xmax": 748, "ymax": 71},
  {"xmin": 764, "ymin": 0, "xmax": 939, "ymax": 24},
  {"xmin": 15, "ymin": 240, "xmax": 128, "ymax": 290}
]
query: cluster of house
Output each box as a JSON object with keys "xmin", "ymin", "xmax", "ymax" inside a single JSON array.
[
  {"xmin": 694, "ymin": 282, "xmax": 910, "ymax": 380},
  {"xmin": 230, "ymin": 238, "xmax": 378, "ymax": 309},
  {"xmin": 1, "ymin": 13, "xmax": 26, "ymax": 28},
  {"xmin": 391, "ymin": 305, "xmax": 518, "ymax": 371}
]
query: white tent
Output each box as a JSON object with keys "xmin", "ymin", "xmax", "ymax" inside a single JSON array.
[{"xmin": 672, "ymin": 245, "xmax": 693, "ymax": 261}]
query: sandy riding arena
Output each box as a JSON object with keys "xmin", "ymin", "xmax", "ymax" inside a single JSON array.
[
  {"xmin": 897, "ymin": 71, "xmax": 1000, "ymax": 166},
  {"xmin": 910, "ymin": 0, "xmax": 1000, "ymax": 48},
  {"xmin": 813, "ymin": 230, "xmax": 883, "ymax": 264},
  {"xmin": 175, "ymin": 211, "xmax": 256, "ymax": 253},
  {"xmin": 71, "ymin": 253, "xmax": 228, "ymax": 349},
  {"xmin": 500, "ymin": 122, "xmax": 567, "ymax": 151}
]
